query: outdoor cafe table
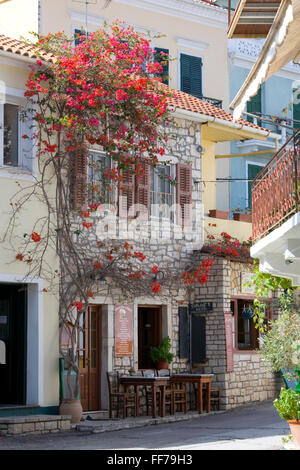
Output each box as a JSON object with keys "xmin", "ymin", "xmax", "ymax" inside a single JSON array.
[
  {"xmin": 119, "ymin": 375, "xmax": 170, "ymax": 418},
  {"xmin": 170, "ymin": 374, "xmax": 214, "ymax": 414}
]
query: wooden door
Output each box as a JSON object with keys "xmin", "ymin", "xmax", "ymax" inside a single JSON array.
[
  {"xmin": 138, "ymin": 306, "xmax": 162, "ymax": 369},
  {"xmin": 78, "ymin": 305, "xmax": 101, "ymax": 411}
]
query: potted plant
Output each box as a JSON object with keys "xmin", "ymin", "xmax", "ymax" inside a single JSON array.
[
  {"xmin": 233, "ymin": 207, "xmax": 252, "ymax": 223},
  {"xmin": 273, "ymin": 388, "xmax": 300, "ymax": 449},
  {"xmin": 149, "ymin": 336, "xmax": 174, "ymax": 370}
]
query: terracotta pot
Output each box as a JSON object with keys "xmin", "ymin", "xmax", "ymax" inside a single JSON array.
[
  {"xmin": 287, "ymin": 420, "xmax": 300, "ymax": 449},
  {"xmin": 209, "ymin": 210, "xmax": 229, "ymax": 220},
  {"xmin": 157, "ymin": 360, "xmax": 168, "ymax": 370},
  {"xmin": 233, "ymin": 213, "xmax": 252, "ymax": 223},
  {"xmin": 59, "ymin": 398, "xmax": 83, "ymax": 424}
]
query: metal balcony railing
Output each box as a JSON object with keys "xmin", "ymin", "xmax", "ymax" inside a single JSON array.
[
  {"xmin": 200, "ymin": 96, "xmax": 223, "ymax": 109},
  {"xmin": 251, "ymin": 130, "xmax": 300, "ymax": 241}
]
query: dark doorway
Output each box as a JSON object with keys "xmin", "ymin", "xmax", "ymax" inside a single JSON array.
[
  {"xmin": 78, "ymin": 305, "xmax": 101, "ymax": 411},
  {"xmin": 138, "ymin": 306, "xmax": 162, "ymax": 369},
  {"xmin": 0, "ymin": 284, "xmax": 27, "ymax": 405}
]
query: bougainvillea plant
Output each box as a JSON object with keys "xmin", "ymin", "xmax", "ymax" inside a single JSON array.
[{"xmin": 4, "ymin": 23, "xmax": 214, "ymax": 399}]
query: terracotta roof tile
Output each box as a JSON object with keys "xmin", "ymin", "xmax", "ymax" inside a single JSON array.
[
  {"xmin": 0, "ymin": 34, "xmax": 56, "ymax": 62},
  {"xmin": 166, "ymin": 87, "xmax": 268, "ymax": 132}
]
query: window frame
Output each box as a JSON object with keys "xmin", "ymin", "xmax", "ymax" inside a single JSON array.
[
  {"xmin": 150, "ymin": 164, "xmax": 176, "ymax": 221},
  {"xmin": 0, "ymin": 101, "xmax": 22, "ymax": 169},
  {"xmin": 231, "ymin": 295, "xmax": 272, "ymax": 353}
]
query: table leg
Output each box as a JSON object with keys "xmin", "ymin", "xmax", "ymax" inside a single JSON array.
[
  {"xmin": 160, "ymin": 385, "xmax": 166, "ymax": 417},
  {"xmin": 152, "ymin": 385, "xmax": 157, "ymax": 418},
  {"xmin": 206, "ymin": 382, "xmax": 211, "ymax": 413},
  {"xmin": 198, "ymin": 380, "xmax": 203, "ymax": 414},
  {"xmin": 135, "ymin": 385, "xmax": 139, "ymax": 417}
]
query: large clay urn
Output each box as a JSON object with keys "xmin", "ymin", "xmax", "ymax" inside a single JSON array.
[{"xmin": 59, "ymin": 398, "xmax": 83, "ymax": 424}]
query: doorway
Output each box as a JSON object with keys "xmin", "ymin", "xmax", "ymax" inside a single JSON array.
[
  {"xmin": 138, "ymin": 306, "xmax": 162, "ymax": 369},
  {"xmin": 78, "ymin": 305, "xmax": 101, "ymax": 411},
  {"xmin": 0, "ymin": 283, "xmax": 27, "ymax": 405}
]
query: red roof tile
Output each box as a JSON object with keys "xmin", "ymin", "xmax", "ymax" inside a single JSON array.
[{"xmin": 0, "ymin": 34, "xmax": 56, "ymax": 62}]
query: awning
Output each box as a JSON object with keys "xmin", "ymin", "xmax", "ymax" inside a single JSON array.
[
  {"xmin": 230, "ymin": 0, "xmax": 300, "ymax": 120},
  {"xmin": 228, "ymin": 0, "xmax": 282, "ymax": 39}
]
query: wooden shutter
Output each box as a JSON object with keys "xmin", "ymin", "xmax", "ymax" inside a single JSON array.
[
  {"xmin": 176, "ymin": 163, "xmax": 192, "ymax": 227},
  {"xmin": 73, "ymin": 150, "xmax": 88, "ymax": 211},
  {"xmin": 191, "ymin": 315, "xmax": 206, "ymax": 364},
  {"xmin": 135, "ymin": 160, "xmax": 150, "ymax": 220},
  {"xmin": 293, "ymin": 89, "xmax": 300, "ymax": 129},
  {"xmin": 179, "ymin": 306, "xmax": 190, "ymax": 359},
  {"xmin": 247, "ymin": 87, "xmax": 261, "ymax": 125},
  {"xmin": 248, "ymin": 164, "xmax": 263, "ymax": 209},
  {"xmin": 180, "ymin": 54, "xmax": 202, "ymax": 98},
  {"xmin": 119, "ymin": 164, "xmax": 135, "ymax": 218},
  {"xmin": 154, "ymin": 48, "xmax": 169, "ymax": 86}
]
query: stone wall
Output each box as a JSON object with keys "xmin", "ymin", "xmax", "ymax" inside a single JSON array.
[{"xmin": 192, "ymin": 253, "xmax": 282, "ymax": 410}]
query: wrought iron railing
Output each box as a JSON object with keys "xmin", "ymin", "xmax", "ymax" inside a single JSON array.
[
  {"xmin": 200, "ymin": 96, "xmax": 223, "ymax": 109},
  {"xmin": 251, "ymin": 130, "xmax": 300, "ymax": 241}
]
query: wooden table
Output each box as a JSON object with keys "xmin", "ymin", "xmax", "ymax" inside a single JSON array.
[
  {"xmin": 119, "ymin": 376, "xmax": 170, "ymax": 418},
  {"xmin": 170, "ymin": 374, "xmax": 214, "ymax": 413}
]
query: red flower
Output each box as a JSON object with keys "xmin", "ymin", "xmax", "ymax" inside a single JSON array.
[
  {"xmin": 87, "ymin": 291, "xmax": 94, "ymax": 298},
  {"xmin": 152, "ymin": 265, "xmax": 159, "ymax": 274},
  {"xmin": 16, "ymin": 253, "xmax": 24, "ymax": 261},
  {"xmin": 152, "ymin": 281, "xmax": 161, "ymax": 294},
  {"xmin": 31, "ymin": 232, "xmax": 41, "ymax": 242},
  {"xmin": 93, "ymin": 262, "xmax": 102, "ymax": 270},
  {"xmin": 70, "ymin": 301, "xmax": 83, "ymax": 311}
]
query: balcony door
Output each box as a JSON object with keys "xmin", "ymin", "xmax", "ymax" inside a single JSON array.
[
  {"xmin": 78, "ymin": 305, "xmax": 101, "ymax": 411},
  {"xmin": 138, "ymin": 306, "xmax": 162, "ymax": 369}
]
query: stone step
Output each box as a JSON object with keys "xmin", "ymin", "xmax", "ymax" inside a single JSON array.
[
  {"xmin": 0, "ymin": 414, "xmax": 72, "ymax": 436},
  {"xmin": 82, "ymin": 410, "xmax": 109, "ymax": 420}
]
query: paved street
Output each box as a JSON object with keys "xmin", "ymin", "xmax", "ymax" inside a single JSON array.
[{"xmin": 0, "ymin": 400, "xmax": 291, "ymax": 451}]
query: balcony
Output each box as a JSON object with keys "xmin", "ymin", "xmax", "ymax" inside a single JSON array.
[
  {"xmin": 199, "ymin": 96, "xmax": 223, "ymax": 109},
  {"xmin": 251, "ymin": 130, "xmax": 300, "ymax": 242}
]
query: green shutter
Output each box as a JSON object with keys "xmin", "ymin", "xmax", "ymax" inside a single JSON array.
[
  {"xmin": 154, "ymin": 48, "xmax": 169, "ymax": 85},
  {"xmin": 293, "ymin": 89, "xmax": 300, "ymax": 129},
  {"xmin": 247, "ymin": 87, "xmax": 261, "ymax": 125},
  {"xmin": 180, "ymin": 54, "xmax": 202, "ymax": 98},
  {"xmin": 248, "ymin": 164, "xmax": 263, "ymax": 209}
]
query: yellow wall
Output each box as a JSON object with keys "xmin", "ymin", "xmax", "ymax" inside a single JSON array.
[
  {"xmin": 0, "ymin": 60, "xmax": 60, "ymax": 406},
  {"xmin": 0, "ymin": 0, "xmax": 39, "ymax": 41}
]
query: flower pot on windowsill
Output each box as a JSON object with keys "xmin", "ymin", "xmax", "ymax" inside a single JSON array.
[
  {"xmin": 209, "ymin": 210, "xmax": 229, "ymax": 220},
  {"xmin": 233, "ymin": 213, "xmax": 252, "ymax": 223}
]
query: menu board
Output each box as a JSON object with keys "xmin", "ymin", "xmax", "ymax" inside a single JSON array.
[
  {"xmin": 115, "ymin": 305, "xmax": 133, "ymax": 357},
  {"xmin": 224, "ymin": 311, "xmax": 234, "ymax": 372}
]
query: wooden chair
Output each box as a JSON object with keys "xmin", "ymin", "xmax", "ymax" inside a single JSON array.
[
  {"xmin": 106, "ymin": 371, "xmax": 136, "ymax": 418},
  {"xmin": 157, "ymin": 369, "xmax": 175, "ymax": 415},
  {"xmin": 141, "ymin": 369, "xmax": 161, "ymax": 416},
  {"xmin": 209, "ymin": 387, "xmax": 221, "ymax": 411}
]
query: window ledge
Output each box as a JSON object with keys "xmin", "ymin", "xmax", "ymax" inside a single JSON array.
[
  {"xmin": 234, "ymin": 349, "xmax": 258, "ymax": 354},
  {"xmin": 0, "ymin": 166, "xmax": 35, "ymax": 182}
]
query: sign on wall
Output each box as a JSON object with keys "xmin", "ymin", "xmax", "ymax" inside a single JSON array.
[
  {"xmin": 115, "ymin": 305, "xmax": 133, "ymax": 357},
  {"xmin": 224, "ymin": 311, "xmax": 234, "ymax": 372}
]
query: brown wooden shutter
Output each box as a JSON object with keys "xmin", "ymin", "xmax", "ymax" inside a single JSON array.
[
  {"xmin": 176, "ymin": 163, "xmax": 192, "ymax": 227},
  {"xmin": 73, "ymin": 150, "xmax": 88, "ymax": 211},
  {"xmin": 119, "ymin": 164, "xmax": 135, "ymax": 218},
  {"xmin": 135, "ymin": 160, "xmax": 150, "ymax": 220}
]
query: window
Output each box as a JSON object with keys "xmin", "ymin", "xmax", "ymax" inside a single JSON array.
[
  {"xmin": 0, "ymin": 101, "xmax": 33, "ymax": 171},
  {"xmin": 150, "ymin": 165, "xmax": 175, "ymax": 220},
  {"xmin": 247, "ymin": 87, "xmax": 262, "ymax": 125},
  {"xmin": 88, "ymin": 151, "xmax": 111, "ymax": 205},
  {"xmin": 3, "ymin": 104, "xmax": 19, "ymax": 166},
  {"xmin": 247, "ymin": 162, "xmax": 264, "ymax": 210},
  {"xmin": 180, "ymin": 53, "xmax": 202, "ymax": 99},
  {"xmin": 74, "ymin": 28, "xmax": 88, "ymax": 46},
  {"xmin": 231, "ymin": 298, "xmax": 271, "ymax": 351},
  {"xmin": 293, "ymin": 88, "xmax": 300, "ymax": 130},
  {"xmin": 154, "ymin": 48, "xmax": 169, "ymax": 85}
]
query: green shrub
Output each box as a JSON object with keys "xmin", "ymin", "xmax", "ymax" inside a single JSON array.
[
  {"xmin": 273, "ymin": 388, "xmax": 300, "ymax": 421},
  {"xmin": 149, "ymin": 336, "xmax": 174, "ymax": 364}
]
